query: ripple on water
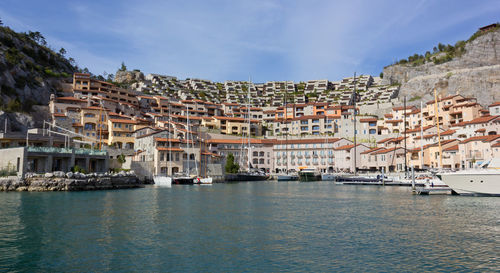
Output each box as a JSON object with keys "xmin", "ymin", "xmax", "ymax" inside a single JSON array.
[{"xmin": 0, "ymin": 183, "xmax": 498, "ymax": 272}]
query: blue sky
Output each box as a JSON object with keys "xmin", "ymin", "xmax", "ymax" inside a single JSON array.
[{"xmin": 1, "ymin": 0, "xmax": 499, "ymax": 82}]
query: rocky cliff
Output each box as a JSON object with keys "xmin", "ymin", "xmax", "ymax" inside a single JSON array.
[
  {"xmin": 0, "ymin": 26, "xmax": 76, "ymax": 131},
  {"xmin": 114, "ymin": 69, "xmax": 144, "ymax": 84},
  {"xmin": 383, "ymin": 26, "xmax": 500, "ymax": 106}
]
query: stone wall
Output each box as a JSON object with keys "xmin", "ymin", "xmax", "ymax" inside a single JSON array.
[
  {"xmin": 0, "ymin": 171, "xmax": 142, "ymax": 191},
  {"xmin": 383, "ymin": 28, "xmax": 500, "ymax": 106}
]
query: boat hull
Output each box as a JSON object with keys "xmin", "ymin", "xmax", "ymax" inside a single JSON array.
[
  {"xmin": 194, "ymin": 177, "xmax": 213, "ymax": 184},
  {"xmin": 173, "ymin": 177, "xmax": 195, "ymax": 184},
  {"xmin": 277, "ymin": 174, "xmax": 299, "ymax": 181},
  {"xmin": 153, "ymin": 176, "xmax": 172, "ymax": 187},
  {"xmin": 439, "ymin": 171, "xmax": 500, "ymax": 196},
  {"xmin": 298, "ymin": 172, "xmax": 321, "ymax": 182},
  {"xmin": 321, "ymin": 173, "xmax": 336, "ymax": 181},
  {"xmin": 225, "ymin": 173, "xmax": 269, "ymax": 182}
]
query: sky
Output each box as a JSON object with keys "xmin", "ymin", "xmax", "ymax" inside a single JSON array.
[{"xmin": 1, "ymin": 0, "xmax": 499, "ymax": 83}]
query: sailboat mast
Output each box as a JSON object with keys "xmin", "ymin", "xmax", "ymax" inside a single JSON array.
[
  {"xmin": 247, "ymin": 79, "xmax": 251, "ymax": 171},
  {"xmin": 420, "ymin": 101, "xmax": 424, "ymax": 169},
  {"xmin": 168, "ymin": 101, "xmax": 172, "ymax": 176},
  {"xmin": 433, "ymin": 88, "xmax": 443, "ymax": 168},
  {"xmin": 404, "ymin": 96, "xmax": 407, "ymax": 174},
  {"xmin": 353, "ymin": 72, "xmax": 357, "ymax": 176},
  {"xmin": 186, "ymin": 104, "xmax": 190, "ymax": 175},
  {"xmin": 285, "ymin": 87, "xmax": 288, "ymax": 174}
]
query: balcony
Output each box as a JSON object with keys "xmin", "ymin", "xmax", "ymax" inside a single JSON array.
[
  {"xmin": 466, "ymin": 151, "xmax": 483, "ymax": 160},
  {"xmin": 304, "ymin": 154, "xmax": 311, "ymax": 158}
]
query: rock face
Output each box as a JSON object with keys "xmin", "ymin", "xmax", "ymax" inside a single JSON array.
[
  {"xmin": 114, "ymin": 70, "xmax": 144, "ymax": 84},
  {"xmin": 383, "ymin": 28, "xmax": 500, "ymax": 106},
  {"xmin": 0, "ymin": 26, "xmax": 76, "ymax": 132},
  {"xmin": 0, "ymin": 172, "xmax": 143, "ymax": 191}
]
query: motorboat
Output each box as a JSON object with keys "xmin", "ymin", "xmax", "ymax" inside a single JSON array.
[
  {"xmin": 277, "ymin": 172, "xmax": 299, "ymax": 181},
  {"xmin": 438, "ymin": 158, "xmax": 500, "ymax": 196},
  {"xmin": 194, "ymin": 177, "xmax": 213, "ymax": 184},
  {"xmin": 153, "ymin": 176, "xmax": 172, "ymax": 187},
  {"xmin": 321, "ymin": 173, "xmax": 336, "ymax": 181},
  {"xmin": 298, "ymin": 168, "xmax": 321, "ymax": 182}
]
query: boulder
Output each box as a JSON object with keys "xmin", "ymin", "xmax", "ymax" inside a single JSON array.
[
  {"xmin": 66, "ymin": 172, "xmax": 74, "ymax": 178},
  {"xmin": 44, "ymin": 172, "xmax": 54, "ymax": 178}
]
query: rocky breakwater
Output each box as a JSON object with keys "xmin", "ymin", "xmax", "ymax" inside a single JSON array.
[{"xmin": 0, "ymin": 171, "xmax": 143, "ymax": 191}]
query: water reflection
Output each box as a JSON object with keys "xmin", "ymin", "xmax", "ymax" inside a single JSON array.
[{"xmin": 0, "ymin": 183, "xmax": 498, "ymax": 272}]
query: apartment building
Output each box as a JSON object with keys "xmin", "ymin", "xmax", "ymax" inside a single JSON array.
[
  {"xmin": 72, "ymin": 73, "xmax": 139, "ymax": 106},
  {"xmin": 273, "ymin": 138, "xmax": 352, "ymax": 173},
  {"xmin": 207, "ymin": 138, "xmax": 274, "ymax": 172}
]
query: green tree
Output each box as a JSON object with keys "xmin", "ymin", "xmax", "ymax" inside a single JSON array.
[
  {"xmin": 225, "ymin": 153, "xmax": 240, "ymax": 174},
  {"xmin": 379, "ymin": 72, "xmax": 384, "ymax": 78},
  {"xmin": 117, "ymin": 153, "xmax": 126, "ymax": 165},
  {"xmin": 120, "ymin": 62, "xmax": 127, "ymax": 71},
  {"xmin": 58, "ymin": 47, "xmax": 66, "ymax": 56}
]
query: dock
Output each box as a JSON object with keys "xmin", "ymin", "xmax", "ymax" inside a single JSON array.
[
  {"xmin": 341, "ymin": 181, "xmax": 425, "ymax": 187},
  {"xmin": 415, "ymin": 186, "xmax": 452, "ymax": 195}
]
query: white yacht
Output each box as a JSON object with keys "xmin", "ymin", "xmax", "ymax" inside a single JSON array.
[
  {"xmin": 438, "ymin": 159, "xmax": 500, "ymax": 196},
  {"xmin": 153, "ymin": 176, "xmax": 172, "ymax": 187}
]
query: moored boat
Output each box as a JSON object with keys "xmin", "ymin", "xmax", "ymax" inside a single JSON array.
[
  {"xmin": 438, "ymin": 158, "xmax": 500, "ymax": 196},
  {"xmin": 277, "ymin": 173, "xmax": 299, "ymax": 181},
  {"xmin": 153, "ymin": 176, "xmax": 172, "ymax": 187},
  {"xmin": 298, "ymin": 168, "xmax": 321, "ymax": 182}
]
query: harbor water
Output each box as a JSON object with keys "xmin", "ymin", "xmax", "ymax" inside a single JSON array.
[{"xmin": 0, "ymin": 181, "xmax": 498, "ymax": 272}]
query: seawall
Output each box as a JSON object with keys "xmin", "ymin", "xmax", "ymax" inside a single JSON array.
[{"xmin": 0, "ymin": 171, "xmax": 143, "ymax": 191}]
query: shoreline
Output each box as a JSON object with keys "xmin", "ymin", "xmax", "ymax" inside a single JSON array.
[{"xmin": 0, "ymin": 171, "xmax": 144, "ymax": 192}]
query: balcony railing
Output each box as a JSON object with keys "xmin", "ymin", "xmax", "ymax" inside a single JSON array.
[
  {"xmin": 26, "ymin": 147, "xmax": 107, "ymax": 156},
  {"xmin": 27, "ymin": 146, "xmax": 72, "ymax": 154}
]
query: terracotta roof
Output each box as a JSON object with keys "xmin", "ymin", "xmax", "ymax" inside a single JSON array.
[
  {"xmin": 489, "ymin": 101, "xmax": 500, "ymax": 107},
  {"xmin": 109, "ymin": 119, "xmax": 137, "ymax": 124},
  {"xmin": 334, "ymin": 144, "xmax": 366, "ymax": 151},
  {"xmin": 405, "ymin": 125, "xmax": 433, "ymax": 134},
  {"xmin": 377, "ymin": 137, "xmax": 394, "ymax": 144},
  {"xmin": 460, "ymin": 135, "xmax": 500, "ymax": 144},
  {"xmin": 384, "ymin": 114, "xmax": 393, "ymax": 118},
  {"xmin": 475, "ymin": 128, "xmax": 486, "ymax": 132},
  {"xmin": 157, "ymin": 147, "xmax": 184, "ymax": 152},
  {"xmin": 207, "ymin": 138, "xmax": 275, "ymax": 145},
  {"xmin": 213, "ymin": 116, "xmax": 260, "ymax": 123},
  {"xmin": 371, "ymin": 147, "xmax": 402, "ymax": 155},
  {"xmin": 492, "ymin": 141, "xmax": 500, "ymax": 148},
  {"xmin": 454, "ymin": 115, "xmax": 499, "ymax": 126},
  {"xmin": 155, "ymin": 138, "xmax": 181, "ymax": 143},
  {"xmin": 53, "ymin": 113, "xmax": 66, "ymax": 117},
  {"xmin": 443, "ymin": 145, "xmax": 458, "ymax": 151},
  {"xmin": 392, "ymin": 106, "xmax": 417, "ymax": 111},
  {"xmin": 55, "ymin": 96, "xmax": 86, "ymax": 102},
  {"xmin": 359, "ymin": 118, "xmax": 377, "ymax": 123},
  {"xmin": 385, "ymin": 119, "xmax": 403, "ymax": 123},
  {"xmin": 361, "ymin": 147, "xmax": 384, "ymax": 154}
]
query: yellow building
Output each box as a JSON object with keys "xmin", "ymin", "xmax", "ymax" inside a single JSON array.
[
  {"xmin": 108, "ymin": 119, "xmax": 148, "ymax": 149},
  {"xmin": 201, "ymin": 116, "xmax": 262, "ymax": 136}
]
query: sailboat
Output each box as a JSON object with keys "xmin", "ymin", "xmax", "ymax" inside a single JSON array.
[
  {"xmin": 194, "ymin": 130, "xmax": 213, "ymax": 184},
  {"xmin": 173, "ymin": 104, "xmax": 196, "ymax": 184},
  {"xmin": 321, "ymin": 116, "xmax": 336, "ymax": 181},
  {"xmin": 225, "ymin": 80, "xmax": 269, "ymax": 182},
  {"xmin": 153, "ymin": 100, "xmax": 172, "ymax": 187},
  {"xmin": 277, "ymin": 88, "xmax": 298, "ymax": 181}
]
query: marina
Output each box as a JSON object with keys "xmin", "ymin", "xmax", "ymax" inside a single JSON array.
[{"xmin": 0, "ymin": 181, "xmax": 498, "ymax": 272}]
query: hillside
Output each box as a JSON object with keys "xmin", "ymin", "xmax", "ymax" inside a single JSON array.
[
  {"xmin": 382, "ymin": 24, "xmax": 500, "ymax": 106},
  {"xmin": 0, "ymin": 25, "xmax": 76, "ymax": 131}
]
